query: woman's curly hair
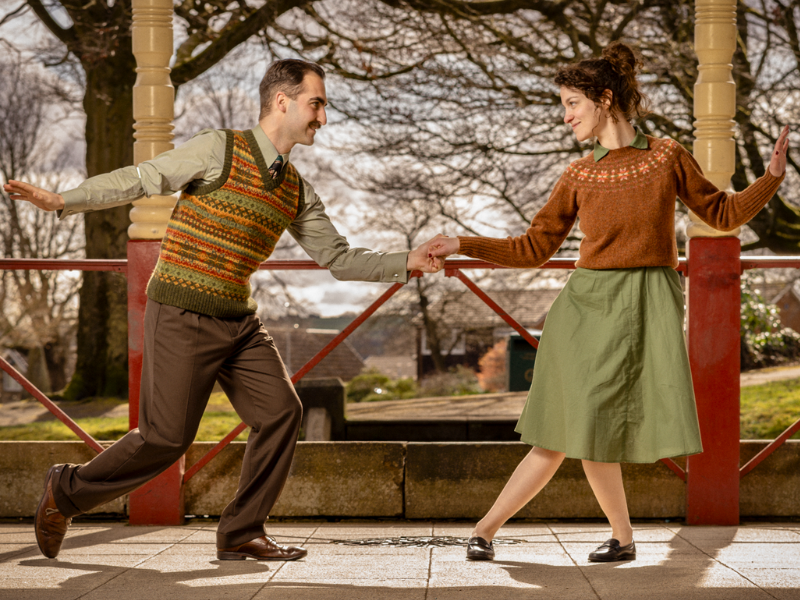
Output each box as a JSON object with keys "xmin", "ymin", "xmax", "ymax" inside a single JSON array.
[{"xmin": 554, "ymin": 42, "xmax": 650, "ymax": 123}]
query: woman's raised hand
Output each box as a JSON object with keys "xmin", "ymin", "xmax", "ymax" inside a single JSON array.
[
  {"xmin": 769, "ymin": 125, "xmax": 791, "ymax": 177},
  {"xmin": 3, "ymin": 180, "xmax": 65, "ymax": 212}
]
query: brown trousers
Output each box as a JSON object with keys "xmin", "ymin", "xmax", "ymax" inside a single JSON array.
[{"xmin": 53, "ymin": 299, "xmax": 302, "ymax": 548}]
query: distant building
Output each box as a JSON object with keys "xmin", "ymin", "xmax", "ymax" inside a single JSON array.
[
  {"xmin": 269, "ymin": 328, "xmax": 365, "ymax": 381},
  {"xmin": 364, "ymin": 355, "xmax": 417, "ymax": 380},
  {"xmin": 415, "ymin": 288, "xmax": 561, "ymax": 378},
  {"xmin": 768, "ymin": 283, "xmax": 800, "ymax": 334},
  {"xmin": 1, "ymin": 348, "xmax": 27, "ymax": 402}
]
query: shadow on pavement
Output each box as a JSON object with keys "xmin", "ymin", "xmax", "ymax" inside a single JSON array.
[{"xmin": 4, "ymin": 527, "xmax": 799, "ymax": 599}]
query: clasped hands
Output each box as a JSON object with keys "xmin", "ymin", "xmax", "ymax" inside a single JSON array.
[{"xmin": 405, "ymin": 234, "xmax": 461, "ymax": 274}]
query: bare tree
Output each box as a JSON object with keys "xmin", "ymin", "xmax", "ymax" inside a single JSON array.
[
  {"xmin": 4, "ymin": 0, "xmax": 800, "ymax": 397},
  {"xmin": 0, "ymin": 0, "xmax": 319, "ymax": 400},
  {"xmin": 269, "ymin": 0, "xmax": 800, "ymax": 254},
  {"xmin": 173, "ymin": 45, "xmax": 263, "ymax": 141},
  {"xmin": 0, "ymin": 49, "xmax": 84, "ymax": 393}
]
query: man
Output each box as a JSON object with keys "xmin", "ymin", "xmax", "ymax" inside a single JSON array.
[{"xmin": 4, "ymin": 59, "xmax": 442, "ymax": 561}]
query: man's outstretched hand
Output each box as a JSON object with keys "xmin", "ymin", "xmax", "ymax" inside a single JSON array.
[
  {"xmin": 3, "ymin": 180, "xmax": 65, "ymax": 211},
  {"xmin": 407, "ymin": 234, "xmax": 449, "ymax": 273}
]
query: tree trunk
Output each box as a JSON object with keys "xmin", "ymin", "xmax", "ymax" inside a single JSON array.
[
  {"xmin": 63, "ymin": 57, "xmax": 135, "ymax": 400},
  {"xmin": 415, "ymin": 279, "xmax": 448, "ymax": 373}
]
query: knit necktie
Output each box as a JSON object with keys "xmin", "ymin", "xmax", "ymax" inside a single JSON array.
[{"xmin": 268, "ymin": 155, "xmax": 284, "ymax": 179}]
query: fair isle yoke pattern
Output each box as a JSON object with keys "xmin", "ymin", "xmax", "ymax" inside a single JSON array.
[
  {"xmin": 564, "ymin": 137, "xmax": 680, "ymax": 188},
  {"xmin": 147, "ymin": 129, "xmax": 303, "ymax": 318}
]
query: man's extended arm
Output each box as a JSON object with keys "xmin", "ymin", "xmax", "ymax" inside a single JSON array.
[
  {"xmin": 287, "ymin": 180, "xmax": 442, "ymax": 281},
  {"xmin": 4, "ymin": 129, "xmax": 226, "ymax": 217}
]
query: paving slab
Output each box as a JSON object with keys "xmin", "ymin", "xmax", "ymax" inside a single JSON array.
[
  {"xmin": 736, "ymin": 569, "xmax": 800, "ymax": 600},
  {"xmin": 0, "ymin": 521, "xmax": 798, "ymax": 599},
  {"xmin": 254, "ymin": 579, "xmax": 427, "ymax": 600},
  {"xmin": 584, "ymin": 562, "xmax": 770, "ymax": 600},
  {"xmin": 667, "ymin": 525, "xmax": 800, "ymax": 542}
]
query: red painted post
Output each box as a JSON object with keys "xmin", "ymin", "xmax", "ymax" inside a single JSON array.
[
  {"xmin": 685, "ymin": 236, "xmax": 741, "ymax": 525},
  {"xmin": 127, "ymin": 239, "xmax": 185, "ymax": 525}
]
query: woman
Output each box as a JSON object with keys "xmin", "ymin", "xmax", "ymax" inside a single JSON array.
[{"xmin": 429, "ymin": 42, "xmax": 789, "ymax": 562}]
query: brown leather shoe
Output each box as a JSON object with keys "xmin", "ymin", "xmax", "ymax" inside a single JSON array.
[
  {"xmin": 217, "ymin": 535, "xmax": 307, "ymax": 561},
  {"xmin": 35, "ymin": 465, "xmax": 72, "ymax": 559}
]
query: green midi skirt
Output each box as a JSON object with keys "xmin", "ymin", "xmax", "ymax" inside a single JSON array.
[{"xmin": 515, "ymin": 266, "xmax": 703, "ymax": 463}]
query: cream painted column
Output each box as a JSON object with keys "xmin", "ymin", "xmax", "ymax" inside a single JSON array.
[
  {"xmin": 687, "ymin": 0, "xmax": 739, "ymax": 238},
  {"xmin": 130, "ymin": 0, "xmax": 175, "ymax": 240}
]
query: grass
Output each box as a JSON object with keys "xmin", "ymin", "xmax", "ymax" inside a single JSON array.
[
  {"xmin": 0, "ymin": 382, "xmax": 798, "ymax": 442},
  {"xmin": 0, "ymin": 412, "xmax": 250, "ymax": 442},
  {"xmin": 0, "ymin": 391, "xmax": 249, "ymax": 442},
  {"xmin": 741, "ymin": 377, "xmax": 800, "ymax": 440}
]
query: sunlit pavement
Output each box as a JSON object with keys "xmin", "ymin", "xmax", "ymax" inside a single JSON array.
[{"xmin": 1, "ymin": 521, "xmax": 799, "ymax": 599}]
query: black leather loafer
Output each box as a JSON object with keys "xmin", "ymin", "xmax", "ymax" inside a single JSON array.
[
  {"xmin": 588, "ymin": 538, "xmax": 636, "ymax": 562},
  {"xmin": 466, "ymin": 536, "xmax": 495, "ymax": 561}
]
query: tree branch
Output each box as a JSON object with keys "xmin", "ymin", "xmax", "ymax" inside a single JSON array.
[
  {"xmin": 0, "ymin": 1, "xmax": 29, "ymax": 27},
  {"xmin": 381, "ymin": 0, "xmax": 574, "ymax": 19},
  {"xmin": 171, "ymin": 0, "xmax": 310, "ymax": 85},
  {"xmin": 25, "ymin": 0, "xmax": 77, "ymax": 47}
]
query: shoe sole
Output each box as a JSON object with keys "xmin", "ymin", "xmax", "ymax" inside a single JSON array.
[
  {"xmin": 588, "ymin": 554, "xmax": 636, "ymax": 563},
  {"xmin": 34, "ymin": 465, "xmax": 58, "ymax": 559},
  {"xmin": 466, "ymin": 554, "xmax": 494, "ymax": 561},
  {"xmin": 217, "ymin": 551, "xmax": 307, "ymax": 561}
]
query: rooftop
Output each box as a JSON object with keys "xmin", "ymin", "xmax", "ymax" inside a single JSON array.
[{"xmin": 418, "ymin": 288, "xmax": 562, "ymax": 330}]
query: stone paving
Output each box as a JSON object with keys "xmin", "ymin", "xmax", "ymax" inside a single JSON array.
[{"xmin": 1, "ymin": 521, "xmax": 799, "ymax": 599}]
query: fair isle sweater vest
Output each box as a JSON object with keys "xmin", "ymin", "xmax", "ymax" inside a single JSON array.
[{"xmin": 146, "ymin": 130, "xmax": 304, "ymax": 317}]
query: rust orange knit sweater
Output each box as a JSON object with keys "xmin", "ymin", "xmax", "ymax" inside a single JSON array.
[{"xmin": 459, "ymin": 136, "xmax": 784, "ymax": 269}]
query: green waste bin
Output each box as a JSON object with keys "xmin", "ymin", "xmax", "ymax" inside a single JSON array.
[{"xmin": 506, "ymin": 333, "xmax": 540, "ymax": 392}]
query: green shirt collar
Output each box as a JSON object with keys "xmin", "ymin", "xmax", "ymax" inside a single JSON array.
[
  {"xmin": 251, "ymin": 125, "xmax": 291, "ymax": 170},
  {"xmin": 593, "ymin": 128, "xmax": 648, "ymax": 162}
]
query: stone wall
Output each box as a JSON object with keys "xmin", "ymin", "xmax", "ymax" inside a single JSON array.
[{"xmin": 0, "ymin": 441, "xmax": 797, "ymax": 519}]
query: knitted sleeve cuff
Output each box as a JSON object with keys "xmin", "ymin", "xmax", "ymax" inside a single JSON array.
[
  {"xmin": 732, "ymin": 169, "xmax": 786, "ymax": 229},
  {"xmin": 458, "ymin": 236, "xmax": 527, "ymax": 268}
]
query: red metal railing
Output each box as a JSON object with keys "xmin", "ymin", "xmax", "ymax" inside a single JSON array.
[
  {"xmin": 1, "ymin": 252, "xmax": 798, "ymax": 522},
  {"xmin": 0, "ymin": 257, "xmax": 559, "ymax": 467}
]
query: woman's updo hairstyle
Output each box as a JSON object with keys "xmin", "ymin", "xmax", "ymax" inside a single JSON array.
[{"xmin": 554, "ymin": 42, "xmax": 650, "ymax": 123}]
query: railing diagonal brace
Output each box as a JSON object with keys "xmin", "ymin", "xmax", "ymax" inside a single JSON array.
[
  {"xmin": 289, "ymin": 277, "xmax": 414, "ymax": 383},
  {"xmin": 739, "ymin": 417, "xmax": 800, "ymax": 478},
  {"xmin": 0, "ymin": 356, "xmax": 105, "ymax": 454},
  {"xmin": 660, "ymin": 457, "xmax": 687, "ymax": 482},
  {"xmin": 447, "ymin": 269, "xmax": 539, "ymax": 349}
]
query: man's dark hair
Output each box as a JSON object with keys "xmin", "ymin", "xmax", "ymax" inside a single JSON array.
[{"xmin": 259, "ymin": 59, "xmax": 325, "ymax": 119}]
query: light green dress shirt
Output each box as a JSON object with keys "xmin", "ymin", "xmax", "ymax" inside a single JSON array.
[{"xmin": 60, "ymin": 126, "xmax": 409, "ymax": 283}]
